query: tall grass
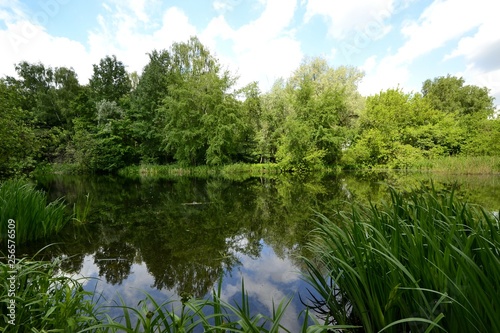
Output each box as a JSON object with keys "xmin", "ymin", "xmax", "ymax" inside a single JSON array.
[
  {"xmin": 303, "ymin": 185, "xmax": 500, "ymax": 332},
  {"xmin": 411, "ymin": 155, "xmax": 500, "ymax": 174},
  {"xmin": 0, "ymin": 178, "xmax": 70, "ymax": 243},
  {"xmin": 0, "ymin": 252, "xmax": 102, "ymax": 331}
]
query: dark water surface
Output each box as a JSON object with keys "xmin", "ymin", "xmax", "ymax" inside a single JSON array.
[{"xmin": 28, "ymin": 171, "xmax": 500, "ymax": 329}]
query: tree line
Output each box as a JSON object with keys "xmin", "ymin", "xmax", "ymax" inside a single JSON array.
[{"xmin": 1, "ymin": 36, "xmax": 498, "ymax": 177}]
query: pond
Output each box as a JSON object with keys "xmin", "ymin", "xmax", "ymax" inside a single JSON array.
[{"xmin": 28, "ymin": 171, "xmax": 500, "ymax": 329}]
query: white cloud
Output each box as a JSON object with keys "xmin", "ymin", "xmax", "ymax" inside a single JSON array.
[
  {"xmin": 358, "ymin": 0, "xmax": 500, "ymax": 98},
  {"xmin": 87, "ymin": 5, "xmax": 197, "ymax": 80},
  {"xmin": 358, "ymin": 55, "xmax": 410, "ymax": 96},
  {"xmin": 396, "ymin": 0, "xmax": 494, "ymax": 64},
  {"xmin": 213, "ymin": 0, "xmax": 242, "ymax": 12},
  {"xmin": 361, "ymin": 55, "xmax": 377, "ymax": 73},
  {"xmin": 304, "ymin": 0, "xmax": 395, "ymax": 40},
  {"xmin": 0, "ymin": 1, "xmax": 199, "ymax": 82},
  {"xmin": 461, "ymin": 67, "xmax": 500, "ymax": 108},
  {"xmin": 201, "ymin": 0, "xmax": 302, "ymax": 91},
  {"xmin": 221, "ymin": 245, "xmax": 303, "ymax": 333},
  {"xmin": 127, "ymin": 0, "xmax": 149, "ymax": 22},
  {"xmin": 443, "ymin": 6, "xmax": 500, "ymax": 106},
  {"xmin": 1, "ymin": 0, "xmax": 301, "ymax": 91},
  {"xmin": 72, "ymin": 0, "xmax": 301, "ymax": 91},
  {"xmin": 0, "ymin": 19, "xmax": 92, "ymax": 81}
]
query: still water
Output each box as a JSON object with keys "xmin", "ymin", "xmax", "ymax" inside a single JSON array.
[{"xmin": 29, "ymin": 171, "xmax": 500, "ymax": 329}]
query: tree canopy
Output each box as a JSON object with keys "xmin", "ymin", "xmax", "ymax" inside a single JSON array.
[{"xmin": 0, "ymin": 36, "xmax": 497, "ymax": 176}]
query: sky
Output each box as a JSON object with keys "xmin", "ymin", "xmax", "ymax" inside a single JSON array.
[{"xmin": 1, "ymin": 0, "xmax": 499, "ymax": 105}]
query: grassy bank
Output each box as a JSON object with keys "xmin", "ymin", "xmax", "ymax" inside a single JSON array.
[
  {"xmin": 410, "ymin": 155, "xmax": 500, "ymax": 174},
  {"xmin": 36, "ymin": 155, "xmax": 500, "ymax": 179},
  {"xmin": 304, "ymin": 185, "xmax": 500, "ymax": 332}
]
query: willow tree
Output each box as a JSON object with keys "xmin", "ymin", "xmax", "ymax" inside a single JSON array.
[{"xmin": 263, "ymin": 57, "xmax": 365, "ymax": 170}]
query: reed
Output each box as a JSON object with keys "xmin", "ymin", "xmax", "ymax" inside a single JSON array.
[
  {"xmin": 0, "ymin": 178, "xmax": 70, "ymax": 243},
  {"xmin": 0, "ymin": 252, "xmax": 102, "ymax": 331},
  {"xmin": 303, "ymin": 185, "xmax": 500, "ymax": 332},
  {"xmin": 73, "ymin": 193, "xmax": 92, "ymax": 224}
]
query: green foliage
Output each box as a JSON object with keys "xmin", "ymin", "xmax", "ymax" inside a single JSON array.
[
  {"xmin": 89, "ymin": 55, "xmax": 132, "ymax": 104},
  {"xmin": 422, "ymin": 75, "xmax": 495, "ymax": 117},
  {"xmin": 72, "ymin": 115, "xmax": 136, "ymax": 173},
  {"xmin": 462, "ymin": 117, "xmax": 500, "ymax": 156},
  {"xmin": 0, "ymin": 39, "xmax": 498, "ymax": 176},
  {"xmin": 128, "ymin": 49, "xmax": 174, "ymax": 163},
  {"xmin": 256, "ymin": 79, "xmax": 289, "ymax": 163},
  {"xmin": 304, "ymin": 185, "xmax": 500, "ymax": 332},
  {"xmin": 277, "ymin": 116, "xmax": 326, "ymax": 171},
  {"xmin": 0, "ymin": 179, "xmax": 69, "ymax": 243},
  {"xmin": 0, "ymin": 257, "xmax": 101, "ymax": 331},
  {"xmin": 262, "ymin": 58, "xmax": 364, "ymax": 171},
  {"xmin": 9, "ymin": 62, "xmax": 83, "ymax": 130},
  {"xmin": 161, "ymin": 36, "xmax": 248, "ymax": 166},
  {"xmin": 0, "ymin": 81, "xmax": 37, "ymax": 177},
  {"xmin": 5, "ymin": 62, "xmax": 86, "ymax": 165},
  {"xmin": 411, "ymin": 155, "xmax": 500, "ymax": 174},
  {"xmin": 344, "ymin": 88, "xmax": 470, "ymax": 168}
]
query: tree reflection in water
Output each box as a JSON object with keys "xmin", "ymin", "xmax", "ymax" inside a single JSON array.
[
  {"xmin": 26, "ymin": 171, "xmax": 500, "ymax": 306},
  {"xmin": 28, "ymin": 173, "xmax": 345, "ymax": 298}
]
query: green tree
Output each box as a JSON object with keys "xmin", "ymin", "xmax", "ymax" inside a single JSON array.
[
  {"xmin": 268, "ymin": 57, "xmax": 364, "ymax": 170},
  {"xmin": 89, "ymin": 55, "xmax": 131, "ymax": 104},
  {"xmin": 422, "ymin": 75, "xmax": 496, "ymax": 156},
  {"xmin": 0, "ymin": 80, "xmax": 37, "ymax": 176},
  {"xmin": 344, "ymin": 88, "xmax": 467, "ymax": 168},
  {"xmin": 161, "ymin": 37, "xmax": 246, "ymax": 166},
  {"xmin": 7, "ymin": 62, "xmax": 84, "ymax": 163},
  {"xmin": 129, "ymin": 50, "xmax": 174, "ymax": 163},
  {"xmin": 257, "ymin": 79, "xmax": 289, "ymax": 163},
  {"xmin": 422, "ymin": 75, "xmax": 495, "ymax": 116},
  {"xmin": 72, "ymin": 101, "xmax": 136, "ymax": 172},
  {"xmin": 236, "ymin": 82, "xmax": 262, "ymax": 162}
]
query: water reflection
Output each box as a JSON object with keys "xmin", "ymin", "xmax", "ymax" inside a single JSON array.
[
  {"xmin": 27, "ymin": 171, "xmax": 500, "ymax": 327},
  {"xmin": 26, "ymin": 173, "xmax": 348, "ymax": 326}
]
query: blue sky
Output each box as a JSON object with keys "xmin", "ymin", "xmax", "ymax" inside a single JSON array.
[{"xmin": 1, "ymin": 0, "xmax": 499, "ymax": 105}]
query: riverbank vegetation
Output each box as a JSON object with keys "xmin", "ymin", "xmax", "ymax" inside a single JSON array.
[
  {"xmin": 0, "ymin": 256, "xmax": 100, "ymax": 331},
  {"xmin": 304, "ymin": 186, "xmax": 500, "ymax": 332},
  {"xmin": 1, "ymin": 33, "xmax": 499, "ymax": 331},
  {"xmin": 0, "ymin": 179, "xmax": 70, "ymax": 243},
  {"xmin": 410, "ymin": 155, "xmax": 500, "ymax": 174},
  {"xmin": 1, "ymin": 36, "xmax": 498, "ymax": 178}
]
